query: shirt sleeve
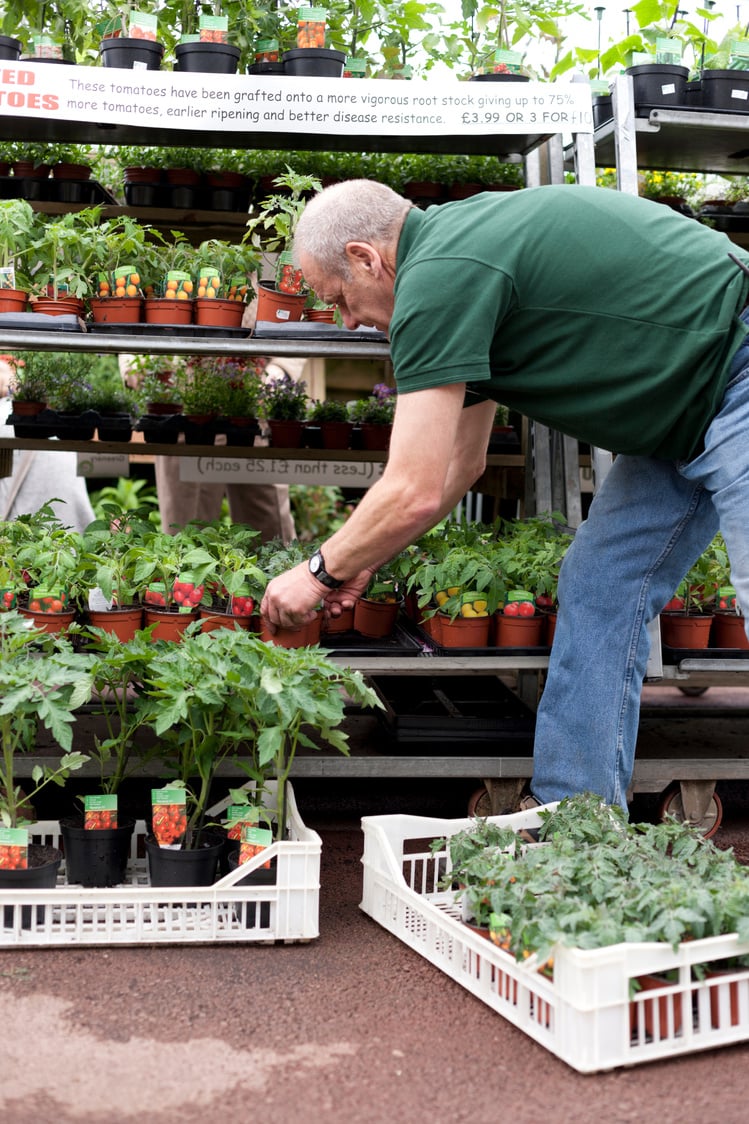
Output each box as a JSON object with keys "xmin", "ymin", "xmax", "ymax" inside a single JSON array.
[{"xmin": 389, "ymin": 257, "xmax": 515, "ymax": 394}]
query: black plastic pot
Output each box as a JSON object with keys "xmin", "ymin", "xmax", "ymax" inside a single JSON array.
[
  {"xmin": 282, "ymin": 48, "xmax": 345, "ymax": 78},
  {"xmin": 469, "ymin": 72, "xmax": 530, "ymax": 83},
  {"xmin": 700, "ymin": 69, "xmax": 749, "ymax": 113},
  {"xmin": 61, "ymin": 817, "xmax": 136, "ymax": 888},
  {"xmin": 99, "ymin": 37, "xmax": 164, "ymax": 70},
  {"xmin": 592, "ymin": 94, "xmax": 613, "ymax": 128},
  {"xmin": 96, "ymin": 414, "xmax": 134, "ymax": 442},
  {"xmin": 0, "ymin": 845, "xmax": 61, "ymax": 929},
  {"xmin": 227, "ymin": 850, "xmax": 277, "ymax": 927},
  {"xmin": 0, "ymin": 35, "xmax": 22, "ymax": 61},
  {"xmin": 248, "ymin": 61, "xmax": 285, "ymax": 75},
  {"xmin": 174, "ymin": 41, "xmax": 240, "ymax": 74},
  {"xmin": 625, "ymin": 63, "xmax": 688, "ymax": 113},
  {"xmin": 146, "ymin": 832, "xmax": 224, "ymax": 887}
]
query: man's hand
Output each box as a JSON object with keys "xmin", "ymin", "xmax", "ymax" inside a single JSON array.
[
  {"xmin": 322, "ymin": 566, "xmax": 377, "ymax": 623},
  {"xmin": 260, "ymin": 562, "xmax": 326, "ymax": 634}
]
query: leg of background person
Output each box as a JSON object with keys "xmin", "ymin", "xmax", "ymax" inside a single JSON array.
[
  {"xmin": 155, "ymin": 455, "xmax": 224, "ymax": 532},
  {"xmin": 531, "ymin": 454, "xmax": 718, "ymax": 810},
  {"xmin": 225, "ymin": 482, "xmax": 295, "ymax": 543}
]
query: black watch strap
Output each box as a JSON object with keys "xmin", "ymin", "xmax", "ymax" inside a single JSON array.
[{"xmin": 309, "ymin": 549, "xmax": 344, "ymax": 589}]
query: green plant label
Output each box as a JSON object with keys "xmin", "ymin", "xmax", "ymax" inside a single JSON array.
[
  {"xmin": 226, "ymin": 804, "xmax": 261, "ymax": 840},
  {"xmin": 165, "ymin": 270, "xmax": 192, "ymax": 298},
  {"xmin": 491, "ymin": 49, "xmax": 524, "ymax": 73},
  {"xmin": 111, "ymin": 266, "xmax": 142, "ymax": 298},
  {"xmin": 344, "ymin": 57, "xmax": 367, "ymax": 77},
  {"xmin": 239, "ymin": 824, "xmax": 273, "ymax": 867},
  {"xmin": 128, "ymin": 12, "xmax": 158, "ymax": 41},
  {"xmin": 199, "ymin": 14, "xmax": 228, "ymax": 42},
  {"xmin": 255, "ymin": 38, "xmax": 279, "ymax": 61},
  {"xmin": 729, "ymin": 39, "xmax": 749, "ymax": 70},
  {"xmin": 84, "ymin": 794, "xmax": 118, "ymax": 831},
  {"xmin": 631, "ymin": 51, "xmax": 654, "ymax": 66},
  {"xmin": 0, "ymin": 827, "xmax": 28, "ymax": 870},
  {"xmin": 0, "ymin": 266, "xmax": 15, "ymax": 290},
  {"xmin": 151, "ymin": 787, "xmax": 187, "ymax": 846},
  {"xmin": 507, "ymin": 589, "xmax": 534, "ymax": 603},
  {"xmin": 179, "ymin": 34, "xmax": 201, "ymax": 43},
  {"xmin": 0, "ymin": 588, "xmax": 17, "ymax": 610},
  {"xmin": 196, "ymin": 268, "xmax": 222, "ymax": 298},
  {"xmin": 33, "ymin": 36, "xmax": 63, "ymax": 60},
  {"xmin": 654, "ymin": 37, "xmax": 682, "ymax": 65},
  {"xmin": 97, "ymin": 15, "xmax": 125, "ymax": 37}
]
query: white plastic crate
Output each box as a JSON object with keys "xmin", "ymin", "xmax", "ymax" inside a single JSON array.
[
  {"xmin": 0, "ymin": 783, "xmax": 320, "ymax": 948},
  {"xmin": 360, "ymin": 808, "xmax": 749, "ymax": 1072}
]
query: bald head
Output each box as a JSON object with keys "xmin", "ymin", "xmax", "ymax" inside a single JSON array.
[{"xmin": 293, "ymin": 179, "xmax": 412, "ymax": 280}]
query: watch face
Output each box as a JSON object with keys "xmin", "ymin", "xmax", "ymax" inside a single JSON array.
[{"xmin": 310, "ymin": 553, "xmax": 322, "ymax": 575}]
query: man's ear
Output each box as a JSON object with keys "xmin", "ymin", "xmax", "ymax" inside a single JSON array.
[{"xmin": 345, "ymin": 241, "xmax": 380, "ymax": 275}]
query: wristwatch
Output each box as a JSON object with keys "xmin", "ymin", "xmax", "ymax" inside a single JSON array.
[{"xmin": 308, "ymin": 549, "xmax": 343, "ymax": 589}]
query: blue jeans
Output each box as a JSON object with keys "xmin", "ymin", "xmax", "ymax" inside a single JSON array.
[{"xmin": 531, "ymin": 325, "xmax": 749, "ymax": 809}]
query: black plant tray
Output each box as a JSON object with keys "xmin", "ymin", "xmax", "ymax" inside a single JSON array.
[
  {"xmin": 371, "ymin": 674, "xmax": 536, "ymax": 746},
  {"xmin": 0, "ymin": 312, "xmax": 84, "ymax": 331},
  {"xmin": 661, "ymin": 643, "xmax": 749, "ymax": 664},
  {"xmin": 252, "ymin": 321, "xmax": 388, "ymax": 342},
  {"xmin": 320, "ymin": 621, "xmax": 423, "ymax": 659},
  {"xmin": 402, "ymin": 615, "xmax": 551, "ymax": 658},
  {"xmin": 88, "ymin": 322, "xmax": 251, "ymax": 338}
]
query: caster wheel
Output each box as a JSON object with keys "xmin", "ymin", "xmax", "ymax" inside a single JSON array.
[
  {"xmin": 658, "ymin": 783, "xmax": 723, "ymax": 838},
  {"xmin": 677, "ymin": 686, "xmax": 709, "ymax": 697},
  {"xmin": 467, "ymin": 786, "xmax": 493, "ymax": 818}
]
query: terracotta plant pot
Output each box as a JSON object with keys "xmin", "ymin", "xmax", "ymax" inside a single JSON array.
[
  {"xmin": 20, "ymin": 607, "xmax": 76, "ymax": 635},
  {"xmin": 52, "ymin": 162, "xmax": 92, "ymax": 181},
  {"xmin": 267, "ymin": 418, "xmax": 306, "ymax": 447},
  {"xmin": 144, "ymin": 297, "xmax": 193, "ymax": 325},
  {"xmin": 0, "ymin": 288, "xmax": 28, "ymax": 314},
  {"xmin": 255, "ymin": 281, "xmax": 306, "ymax": 324},
  {"xmin": 199, "ymin": 607, "xmax": 254, "ymax": 633},
  {"xmin": 630, "ymin": 974, "xmax": 683, "ymax": 1040},
  {"xmin": 89, "ymin": 296, "xmax": 144, "ymax": 324},
  {"xmin": 710, "ymin": 612, "xmax": 749, "ymax": 650},
  {"xmin": 493, "ymin": 613, "xmax": 544, "ymax": 647},
  {"xmin": 31, "ymin": 297, "xmax": 84, "ymax": 317},
  {"xmin": 85, "ymin": 606, "xmax": 144, "ymax": 641},
  {"xmin": 437, "ymin": 613, "xmax": 491, "ymax": 648},
  {"xmin": 320, "ymin": 420, "xmax": 354, "ymax": 449},
  {"xmin": 354, "ymin": 597, "xmax": 400, "ymax": 638},
  {"xmin": 193, "ymin": 297, "xmax": 244, "ymax": 329},
  {"xmin": 321, "ymin": 606, "xmax": 355, "ymax": 635},
  {"xmin": 143, "ymin": 607, "xmax": 198, "ymax": 640},
  {"xmin": 358, "ymin": 423, "xmax": 391, "ymax": 451},
  {"xmin": 259, "ymin": 615, "xmax": 311, "ymax": 648},
  {"xmin": 659, "ymin": 612, "xmax": 713, "ymax": 649}
]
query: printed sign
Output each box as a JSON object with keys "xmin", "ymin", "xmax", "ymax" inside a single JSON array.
[{"xmin": 0, "ymin": 62, "xmax": 594, "ymax": 138}]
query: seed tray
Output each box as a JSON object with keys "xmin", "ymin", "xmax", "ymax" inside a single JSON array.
[
  {"xmin": 89, "ymin": 322, "xmax": 251, "ymax": 338},
  {"xmin": 661, "ymin": 644, "xmax": 749, "ymax": 664},
  {"xmin": 370, "ymin": 674, "xmax": 536, "ymax": 745},
  {"xmin": 360, "ymin": 807, "xmax": 749, "ymax": 1072},
  {"xmin": 321, "ymin": 621, "xmax": 423, "ymax": 659},
  {"xmin": 401, "ymin": 616, "xmax": 551, "ymax": 659},
  {"xmin": 0, "ymin": 783, "xmax": 320, "ymax": 948}
]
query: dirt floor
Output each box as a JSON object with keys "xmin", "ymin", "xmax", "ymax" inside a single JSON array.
[{"xmin": 3, "ymin": 686, "xmax": 749, "ymax": 1123}]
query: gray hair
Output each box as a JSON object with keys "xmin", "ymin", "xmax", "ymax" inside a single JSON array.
[{"xmin": 293, "ymin": 179, "xmax": 412, "ymax": 279}]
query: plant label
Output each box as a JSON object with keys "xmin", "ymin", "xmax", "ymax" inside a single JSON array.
[
  {"xmin": 240, "ymin": 824, "xmax": 273, "ymax": 868},
  {"xmin": 0, "ymin": 827, "xmax": 28, "ymax": 870},
  {"xmin": 151, "ymin": 786, "xmax": 187, "ymax": 847},
  {"xmin": 84, "ymin": 794, "xmax": 118, "ymax": 830}
]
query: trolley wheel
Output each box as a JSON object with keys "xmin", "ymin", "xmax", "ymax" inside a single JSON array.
[
  {"xmin": 657, "ymin": 782, "xmax": 723, "ymax": 838},
  {"xmin": 467, "ymin": 785, "xmax": 493, "ymax": 819},
  {"xmin": 677, "ymin": 686, "xmax": 709, "ymax": 697}
]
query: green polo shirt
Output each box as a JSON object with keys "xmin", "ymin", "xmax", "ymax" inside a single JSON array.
[{"xmin": 390, "ymin": 184, "xmax": 749, "ymax": 459}]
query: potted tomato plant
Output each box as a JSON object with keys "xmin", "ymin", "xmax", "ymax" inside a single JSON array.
[{"xmin": 0, "ymin": 611, "xmax": 91, "ymax": 918}]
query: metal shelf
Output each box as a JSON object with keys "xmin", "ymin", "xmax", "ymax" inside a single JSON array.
[{"xmin": 592, "ymin": 106, "xmax": 749, "ymax": 174}]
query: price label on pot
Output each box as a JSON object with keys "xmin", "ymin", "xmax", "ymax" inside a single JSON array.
[
  {"xmin": 0, "ymin": 62, "xmax": 593, "ymax": 140},
  {"xmin": 180, "ymin": 456, "xmax": 386, "ymax": 488}
]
